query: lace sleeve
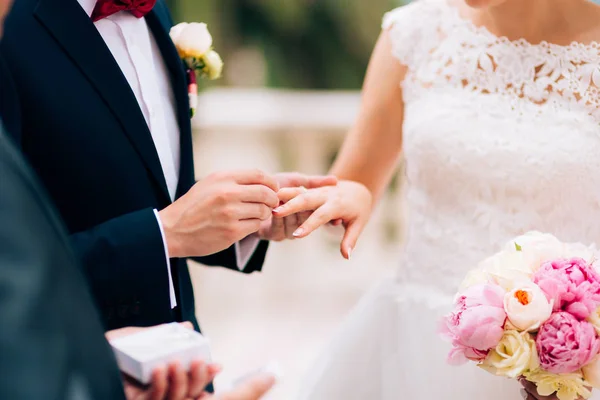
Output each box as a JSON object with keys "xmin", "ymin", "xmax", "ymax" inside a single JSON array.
[{"xmin": 382, "ymin": 0, "xmax": 441, "ymax": 69}]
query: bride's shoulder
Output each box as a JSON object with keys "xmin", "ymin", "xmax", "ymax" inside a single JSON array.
[
  {"xmin": 381, "ymin": 0, "xmax": 448, "ymax": 67},
  {"xmin": 382, "ymin": 0, "xmax": 447, "ymax": 31}
]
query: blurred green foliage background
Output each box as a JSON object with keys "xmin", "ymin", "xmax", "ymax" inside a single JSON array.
[{"xmin": 167, "ymin": 0, "xmax": 407, "ymax": 89}]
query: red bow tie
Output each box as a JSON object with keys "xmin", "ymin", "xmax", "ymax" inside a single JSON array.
[{"xmin": 91, "ymin": 0, "xmax": 157, "ymax": 22}]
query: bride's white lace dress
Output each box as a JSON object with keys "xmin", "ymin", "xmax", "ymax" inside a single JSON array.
[{"xmin": 297, "ymin": 0, "xmax": 600, "ymax": 398}]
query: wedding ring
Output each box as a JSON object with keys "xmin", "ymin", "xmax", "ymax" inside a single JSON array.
[{"xmin": 300, "ymin": 186, "xmax": 308, "ymax": 193}]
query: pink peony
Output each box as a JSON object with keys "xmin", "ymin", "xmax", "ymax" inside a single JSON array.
[
  {"xmin": 533, "ymin": 258, "xmax": 600, "ymax": 320},
  {"xmin": 440, "ymin": 284, "xmax": 507, "ymax": 365},
  {"xmin": 536, "ymin": 312, "xmax": 600, "ymax": 374}
]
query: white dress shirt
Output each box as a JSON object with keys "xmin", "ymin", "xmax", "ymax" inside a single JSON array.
[{"xmin": 77, "ymin": 0, "xmax": 260, "ymax": 308}]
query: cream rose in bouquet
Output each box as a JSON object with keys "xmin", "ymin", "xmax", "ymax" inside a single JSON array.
[
  {"xmin": 441, "ymin": 232, "xmax": 600, "ymax": 400},
  {"xmin": 170, "ymin": 22, "xmax": 224, "ymax": 117}
]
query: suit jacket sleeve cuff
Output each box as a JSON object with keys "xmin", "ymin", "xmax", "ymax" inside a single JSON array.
[
  {"xmin": 235, "ymin": 234, "xmax": 261, "ymax": 271},
  {"xmin": 191, "ymin": 241, "xmax": 269, "ymax": 274},
  {"xmin": 153, "ymin": 209, "xmax": 177, "ymax": 309}
]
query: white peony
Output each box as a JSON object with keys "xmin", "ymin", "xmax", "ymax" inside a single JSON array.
[
  {"xmin": 506, "ymin": 232, "xmax": 562, "ymax": 254},
  {"xmin": 170, "ymin": 22, "xmax": 213, "ymax": 59},
  {"xmin": 508, "ymin": 231, "xmax": 565, "ymax": 270},
  {"xmin": 503, "ymin": 282, "xmax": 553, "ymax": 331},
  {"xmin": 479, "ymin": 250, "xmax": 535, "ymax": 291},
  {"xmin": 562, "ymin": 242, "xmax": 598, "ymax": 263},
  {"xmin": 459, "ymin": 268, "xmax": 490, "ymax": 291},
  {"xmin": 477, "ymin": 232, "xmax": 570, "ymax": 291}
]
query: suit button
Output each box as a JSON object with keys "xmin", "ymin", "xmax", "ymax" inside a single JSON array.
[{"xmin": 117, "ymin": 305, "xmax": 129, "ymax": 319}]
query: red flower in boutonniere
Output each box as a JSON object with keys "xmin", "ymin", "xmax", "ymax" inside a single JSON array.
[{"xmin": 170, "ymin": 22, "xmax": 224, "ymax": 118}]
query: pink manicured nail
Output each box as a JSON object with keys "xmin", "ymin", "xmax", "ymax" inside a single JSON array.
[
  {"xmin": 273, "ymin": 207, "xmax": 283, "ymax": 214},
  {"xmin": 293, "ymin": 228, "xmax": 304, "ymax": 237},
  {"xmin": 347, "ymin": 248, "xmax": 353, "ymax": 259}
]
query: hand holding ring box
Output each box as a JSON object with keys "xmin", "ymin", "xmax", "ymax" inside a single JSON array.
[{"xmin": 109, "ymin": 323, "xmax": 212, "ymax": 384}]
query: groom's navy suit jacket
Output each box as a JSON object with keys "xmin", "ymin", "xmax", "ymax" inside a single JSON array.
[{"xmin": 0, "ymin": 0, "xmax": 269, "ymax": 331}]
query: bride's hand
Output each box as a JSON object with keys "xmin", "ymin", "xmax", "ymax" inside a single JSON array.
[
  {"xmin": 273, "ymin": 180, "xmax": 372, "ymax": 259},
  {"xmin": 519, "ymin": 378, "xmax": 585, "ymax": 400}
]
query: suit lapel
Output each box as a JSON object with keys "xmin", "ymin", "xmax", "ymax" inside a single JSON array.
[
  {"xmin": 34, "ymin": 0, "xmax": 171, "ymax": 203},
  {"xmin": 145, "ymin": 7, "xmax": 195, "ymax": 199}
]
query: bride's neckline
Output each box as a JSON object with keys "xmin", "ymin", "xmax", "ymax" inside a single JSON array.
[{"xmin": 441, "ymin": 0, "xmax": 600, "ymax": 51}]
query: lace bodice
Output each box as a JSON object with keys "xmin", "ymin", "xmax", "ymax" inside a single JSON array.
[{"xmin": 384, "ymin": 0, "xmax": 600, "ymax": 298}]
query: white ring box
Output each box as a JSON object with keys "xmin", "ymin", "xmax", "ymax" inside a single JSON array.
[{"xmin": 109, "ymin": 323, "xmax": 212, "ymax": 385}]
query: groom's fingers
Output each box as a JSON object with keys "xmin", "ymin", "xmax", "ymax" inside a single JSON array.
[
  {"xmin": 239, "ymin": 185, "xmax": 279, "ymax": 208},
  {"xmin": 276, "ymin": 173, "xmax": 337, "ymax": 189},
  {"xmin": 284, "ymin": 213, "xmax": 299, "ymax": 239},
  {"xmin": 297, "ymin": 211, "xmax": 312, "ymax": 227},
  {"xmin": 233, "ymin": 170, "xmax": 279, "ymax": 193},
  {"xmin": 237, "ymin": 203, "xmax": 272, "ymax": 221},
  {"xmin": 269, "ymin": 216, "xmax": 285, "ymax": 238},
  {"xmin": 236, "ymin": 219, "xmax": 263, "ymax": 238}
]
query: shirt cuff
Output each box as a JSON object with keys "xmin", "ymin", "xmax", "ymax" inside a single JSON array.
[
  {"xmin": 153, "ymin": 209, "xmax": 177, "ymax": 309},
  {"xmin": 235, "ymin": 234, "xmax": 261, "ymax": 271}
]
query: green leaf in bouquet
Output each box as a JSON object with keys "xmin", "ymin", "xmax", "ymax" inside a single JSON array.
[{"xmin": 515, "ymin": 242, "xmax": 522, "ymax": 252}]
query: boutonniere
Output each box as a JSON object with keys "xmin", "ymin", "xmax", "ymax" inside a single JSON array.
[{"xmin": 170, "ymin": 22, "xmax": 224, "ymax": 118}]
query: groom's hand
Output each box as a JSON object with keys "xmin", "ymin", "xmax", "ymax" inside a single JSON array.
[
  {"xmin": 257, "ymin": 173, "xmax": 337, "ymax": 241},
  {"xmin": 159, "ymin": 170, "xmax": 280, "ymax": 258}
]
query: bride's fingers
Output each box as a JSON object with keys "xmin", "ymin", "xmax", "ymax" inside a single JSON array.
[
  {"xmin": 277, "ymin": 187, "xmax": 306, "ymax": 203},
  {"xmin": 292, "ymin": 205, "xmax": 337, "ymax": 238},
  {"xmin": 273, "ymin": 191, "xmax": 327, "ymax": 218},
  {"xmin": 341, "ymin": 220, "xmax": 364, "ymax": 260}
]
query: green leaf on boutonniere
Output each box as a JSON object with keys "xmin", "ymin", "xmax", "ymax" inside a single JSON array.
[{"xmin": 515, "ymin": 242, "xmax": 522, "ymax": 252}]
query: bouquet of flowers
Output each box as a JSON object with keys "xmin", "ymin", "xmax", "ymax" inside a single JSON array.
[{"xmin": 440, "ymin": 232, "xmax": 600, "ymax": 400}]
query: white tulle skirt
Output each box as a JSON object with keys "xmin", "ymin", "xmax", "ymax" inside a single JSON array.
[{"xmin": 297, "ymin": 279, "xmax": 525, "ymax": 400}]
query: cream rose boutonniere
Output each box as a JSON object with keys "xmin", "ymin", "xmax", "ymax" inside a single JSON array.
[{"xmin": 170, "ymin": 22, "xmax": 224, "ymax": 117}]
